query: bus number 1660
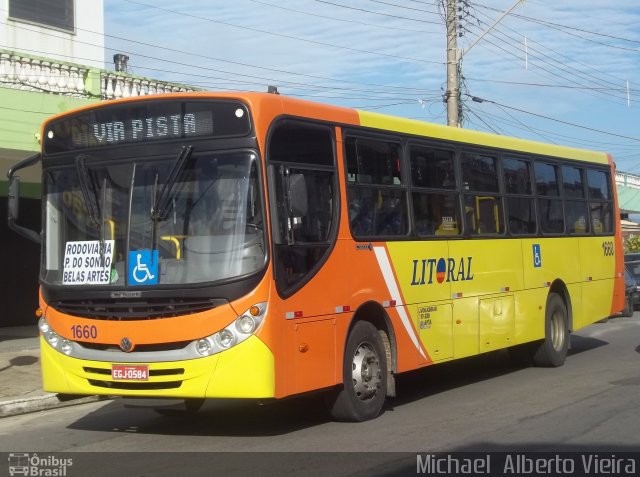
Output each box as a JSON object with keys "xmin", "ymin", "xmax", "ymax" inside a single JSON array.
[{"xmin": 70, "ymin": 324, "xmax": 98, "ymax": 340}]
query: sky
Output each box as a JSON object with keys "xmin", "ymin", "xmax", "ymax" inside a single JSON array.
[{"xmin": 103, "ymin": 0, "xmax": 640, "ymax": 173}]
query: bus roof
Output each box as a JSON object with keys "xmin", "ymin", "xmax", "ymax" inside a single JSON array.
[{"xmin": 42, "ymin": 91, "xmax": 610, "ymax": 165}]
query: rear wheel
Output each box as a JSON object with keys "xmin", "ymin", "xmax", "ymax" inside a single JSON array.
[
  {"xmin": 327, "ymin": 321, "xmax": 387, "ymax": 422},
  {"xmin": 532, "ymin": 293, "xmax": 569, "ymax": 367}
]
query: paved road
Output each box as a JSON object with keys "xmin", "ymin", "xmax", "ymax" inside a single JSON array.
[{"xmin": 1, "ymin": 316, "xmax": 639, "ymax": 475}]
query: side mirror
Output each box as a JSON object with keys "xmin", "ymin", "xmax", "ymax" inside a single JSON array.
[
  {"xmin": 7, "ymin": 153, "xmax": 41, "ymax": 244},
  {"xmin": 8, "ymin": 175, "xmax": 20, "ymax": 223}
]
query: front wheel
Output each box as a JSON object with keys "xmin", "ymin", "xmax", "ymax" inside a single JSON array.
[
  {"xmin": 532, "ymin": 293, "xmax": 569, "ymax": 367},
  {"xmin": 326, "ymin": 321, "xmax": 387, "ymax": 422}
]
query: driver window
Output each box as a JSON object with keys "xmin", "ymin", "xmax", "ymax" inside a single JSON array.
[{"xmin": 268, "ymin": 120, "xmax": 337, "ymax": 294}]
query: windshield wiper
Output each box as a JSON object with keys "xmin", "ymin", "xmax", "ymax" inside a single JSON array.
[
  {"xmin": 150, "ymin": 145, "xmax": 194, "ymax": 256},
  {"xmin": 151, "ymin": 145, "xmax": 194, "ymax": 221},
  {"xmin": 76, "ymin": 154, "xmax": 101, "ymax": 226}
]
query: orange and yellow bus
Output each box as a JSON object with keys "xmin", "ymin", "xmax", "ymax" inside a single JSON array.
[{"xmin": 8, "ymin": 92, "xmax": 624, "ymax": 421}]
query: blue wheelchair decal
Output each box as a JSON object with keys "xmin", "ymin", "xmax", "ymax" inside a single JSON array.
[
  {"xmin": 532, "ymin": 244, "xmax": 542, "ymax": 268},
  {"xmin": 128, "ymin": 250, "xmax": 158, "ymax": 285}
]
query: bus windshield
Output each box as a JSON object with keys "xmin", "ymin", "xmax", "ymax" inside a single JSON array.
[{"xmin": 42, "ymin": 150, "xmax": 266, "ymax": 287}]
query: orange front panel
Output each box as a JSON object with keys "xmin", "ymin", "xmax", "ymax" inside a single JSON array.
[{"xmin": 285, "ymin": 318, "xmax": 337, "ymax": 394}]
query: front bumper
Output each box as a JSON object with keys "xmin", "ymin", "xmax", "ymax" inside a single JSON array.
[{"xmin": 40, "ymin": 334, "xmax": 275, "ymax": 399}]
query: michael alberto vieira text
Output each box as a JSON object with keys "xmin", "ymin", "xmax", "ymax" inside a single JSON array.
[{"xmin": 416, "ymin": 454, "xmax": 637, "ymax": 475}]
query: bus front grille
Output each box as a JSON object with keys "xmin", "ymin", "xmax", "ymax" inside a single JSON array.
[{"xmin": 51, "ymin": 298, "xmax": 222, "ymax": 320}]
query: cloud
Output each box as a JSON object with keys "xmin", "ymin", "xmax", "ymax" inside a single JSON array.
[{"xmin": 104, "ymin": 0, "xmax": 640, "ymax": 169}]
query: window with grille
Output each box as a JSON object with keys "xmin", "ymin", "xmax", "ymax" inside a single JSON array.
[{"xmin": 9, "ymin": 0, "xmax": 74, "ymax": 33}]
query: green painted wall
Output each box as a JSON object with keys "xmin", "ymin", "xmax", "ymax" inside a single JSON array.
[
  {"xmin": 0, "ymin": 88, "xmax": 97, "ymax": 151},
  {"xmin": 0, "ymin": 85, "xmax": 100, "ymax": 198}
]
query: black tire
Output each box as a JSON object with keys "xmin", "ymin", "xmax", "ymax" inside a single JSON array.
[
  {"xmin": 532, "ymin": 293, "xmax": 569, "ymax": 367},
  {"xmin": 326, "ymin": 321, "xmax": 387, "ymax": 422}
]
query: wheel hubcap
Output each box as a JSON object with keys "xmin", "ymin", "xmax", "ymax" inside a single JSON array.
[
  {"xmin": 550, "ymin": 310, "xmax": 566, "ymax": 351},
  {"xmin": 351, "ymin": 342, "xmax": 382, "ymax": 401}
]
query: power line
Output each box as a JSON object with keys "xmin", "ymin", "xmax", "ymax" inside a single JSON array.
[
  {"xmin": 0, "ymin": 18, "xmax": 443, "ymax": 96},
  {"xmin": 466, "ymin": 77, "xmax": 632, "ymax": 93},
  {"xmin": 461, "ymin": 22, "xmax": 637, "ymax": 106},
  {"xmin": 367, "ymin": 0, "xmax": 441, "ymax": 15},
  {"xmin": 122, "ymin": 0, "xmax": 442, "ymax": 64},
  {"xmin": 469, "ymin": 7, "xmax": 636, "ymax": 97},
  {"xmin": 245, "ymin": 0, "xmax": 439, "ymax": 34},
  {"xmin": 468, "ymin": 94, "xmax": 640, "ymax": 143},
  {"xmin": 477, "ymin": 3, "xmax": 640, "ymax": 47},
  {"xmin": 463, "ymin": 14, "xmax": 637, "ymax": 105},
  {"xmin": 311, "ymin": 0, "xmax": 442, "ymax": 24}
]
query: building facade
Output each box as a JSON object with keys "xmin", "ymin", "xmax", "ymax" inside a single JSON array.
[{"xmin": 1, "ymin": 0, "xmax": 195, "ymax": 325}]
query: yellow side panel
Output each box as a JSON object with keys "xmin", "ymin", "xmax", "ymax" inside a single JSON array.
[
  {"xmin": 413, "ymin": 302, "xmax": 453, "ymax": 361},
  {"xmin": 386, "ymin": 241, "xmax": 451, "ymax": 304},
  {"xmin": 513, "ymin": 288, "xmax": 546, "ymax": 344},
  {"xmin": 578, "ymin": 237, "xmax": 616, "ymax": 327},
  {"xmin": 567, "ymin": 282, "xmax": 583, "ymax": 330},
  {"xmin": 357, "ymin": 111, "xmax": 609, "ymax": 164},
  {"xmin": 479, "ymin": 295, "xmax": 515, "ymax": 352},
  {"xmin": 452, "ymin": 296, "xmax": 479, "ymax": 359},
  {"xmin": 580, "ymin": 281, "xmax": 614, "ymax": 329},
  {"xmin": 448, "ymin": 239, "xmax": 523, "ymax": 297},
  {"xmin": 521, "ymin": 238, "xmax": 581, "ymax": 289}
]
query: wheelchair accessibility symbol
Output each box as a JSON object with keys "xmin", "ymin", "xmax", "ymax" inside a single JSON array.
[
  {"xmin": 532, "ymin": 244, "xmax": 542, "ymax": 268},
  {"xmin": 128, "ymin": 250, "xmax": 158, "ymax": 285}
]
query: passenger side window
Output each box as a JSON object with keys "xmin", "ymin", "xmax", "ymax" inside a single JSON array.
[
  {"xmin": 410, "ymin": 145, "xmax": 460, "ymax": 236},
  {"xmin": 535, "ymin": 162, "xmax": 564, "ymax": 234},
  {"xmin": 346, "ymin": 136, "xmax": 408, "ymax": 237},
  {"xmin": 461, "ymin": 152, "xmax": 504, "ymax": 235},
  {"xmin": 562, "ymin": 166, "xmax": 589, "ymax": 234},
  {"xmin": 587, "ymin": 169, "xmax": 613, "ymax": 234},
  {"xmin": 503, "ymin": 158, "xmax": 536, "ymax": 235}
]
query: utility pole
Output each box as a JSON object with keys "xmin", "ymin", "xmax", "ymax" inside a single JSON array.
[
  {"xmin": 445, "ymin": 0, "xmax": 460, "ymax": 127},
  {"xmin": 445, "ymin": 0, "xmax": 525, "ymax": 128}
]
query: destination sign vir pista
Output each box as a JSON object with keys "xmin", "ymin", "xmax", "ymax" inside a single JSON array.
[
  {"xmin": 43, "ymin": 100, "xmax": 251, "ymax": 153},
  {"xmin": 90, "ymin": 113, "xmax": 198, "ymax": 144}
]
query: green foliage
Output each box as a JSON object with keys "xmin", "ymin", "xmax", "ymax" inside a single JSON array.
[{"xmin": 624, "ymin": 235, "xmax": 640, "ymax": 253}]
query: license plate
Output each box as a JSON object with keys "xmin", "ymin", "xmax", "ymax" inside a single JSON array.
[{"xmin": 111, "ymin": 365, "xmax": 149, "ymax": 381}]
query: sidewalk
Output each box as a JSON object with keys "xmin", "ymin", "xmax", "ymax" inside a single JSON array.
[{"xmin": 0, "ymin": 326, "xmax": 104, "ymax": 418}]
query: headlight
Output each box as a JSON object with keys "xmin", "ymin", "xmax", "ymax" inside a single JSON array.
[
  {"xmin": 193, "ymin": 302, "xmax": 266, "ymax": 357},
  {"xmin": 196, "ymin": 338, "xmax": 213, "ymax": 356},
  {"xmin": 216, "ymin": 329, "xmax": 236, "ymax": 348},
  {"xmin": 40, "ymin": 317, "xmax": 77, "ymax": 356},
  {"xmin": 38, "ymin": 317, "xmax": 50, "ymax": 334},
  {"xmin": 236, "ymin": 315, "xmax": 256, "ymax": 334},
  {"xmin": 60, "ymin": 339, "xmax": 73, "ymax": 355},
  {"xmin": 46, "ymin": 331, "xmax": 59, "ymax": 348}
]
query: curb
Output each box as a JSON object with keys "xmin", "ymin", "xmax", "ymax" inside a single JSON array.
[{"xmin": 0, "ymin": 394, "xmax": 108, "ymax": 418}]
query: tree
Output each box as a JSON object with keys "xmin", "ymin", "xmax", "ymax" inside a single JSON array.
[{"xmin": 624, "ymin": 235, "xmax": 640, "ymax": 253}]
